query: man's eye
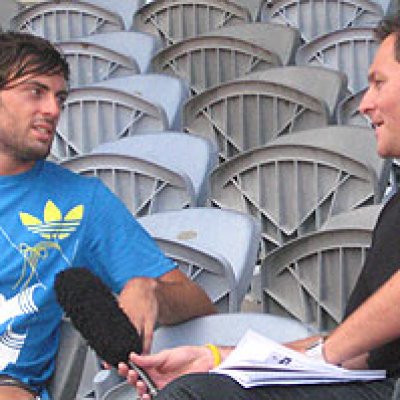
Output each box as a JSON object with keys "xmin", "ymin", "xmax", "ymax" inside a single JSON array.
[
  {"xmin": 31, "ymin": 87, "xmax": 43, "ymax": 97},
  {"xmin": 57, "ymin": 96, "xmax": 67, "ymax": 108}
]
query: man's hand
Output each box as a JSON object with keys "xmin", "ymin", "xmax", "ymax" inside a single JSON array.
[
  {"xmin": 118, "ymin": 277, "xmax": 159, "ymax": 354},
  {"xmin": 118, "ymin": 346, "xmax": 214, "ymax": 398},
  {"xmin": 285, "ymin": 335, "xmax": 325, "ymax": 353},
  {"xmin": 118, "ymin": 269, "xmax": 216, "ymax": 353}
]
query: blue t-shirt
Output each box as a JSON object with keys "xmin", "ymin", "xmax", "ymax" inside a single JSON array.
[{"xmin": 0, "ymin": 161, "xmax": 176, "ymax": 398}]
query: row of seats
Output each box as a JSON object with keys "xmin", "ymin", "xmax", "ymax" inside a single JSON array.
[
  {"xmin": 52, "ymin": 66, "xmax": 351, "ymax": 160},
  {"xmin": 11, "ymin": 0, "xmax": 391, "ymax": 44},
  {"xmin": 55, "ymin": 123, "xmax": 390, "ymax": 257},
  {"xmin": 3, "ymin": 20, "xmax": 375, "ymax": 96},
  {"xmin": 6, "ymin": 1, "xmax": 383, "ymax": 95}
]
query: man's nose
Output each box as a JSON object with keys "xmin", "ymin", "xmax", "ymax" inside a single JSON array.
[
  {"xmin": 358, "ymin": 87, "xmax": 374, "ymax": 116},
  {"xmin": 43, "ymin": 93, "xmax": 62, "ymax": 118}
]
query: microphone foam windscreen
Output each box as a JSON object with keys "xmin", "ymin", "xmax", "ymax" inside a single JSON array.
[{"xmin": 54, "ymin": 267, "xmax": 142, "ymax": 367}]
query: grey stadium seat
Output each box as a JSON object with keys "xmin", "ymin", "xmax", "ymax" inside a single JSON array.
[
  {"xmin": 261, "ymin": 205, "xmax": 383, "ymax": 332},
  {"xmin": 259, "ymin": 0, "xmax": 383, "ymax": 43},
  {"xmin": 56, "ymin": 31, "xmax": 162, "ymax": 88},
  {"xmin": 152, "ymin": 22, "xmax": 300, "ymax": 95},
  {"xmin": 296, "ymin": 27, "xmax": 379, "ymax": 93},
  {"xmin": 53, "ymin": 86, "xmax": 168, "ymax": 161},
  {"xmin": 92, "ymin": 133, "xmax": 218, "ymax": 207},
  {"xmin": 71, "ymin": 31, "xmax": 162, "ymax": 74},
  {"xmin": 61, "ymin": 153, "xmax": 196, "ymax": 216},
  {"xmin": 133, "ymin": 0, "xmax": 252, "ymax": 47},
  {"xmin": 209, "ymin": 126, "xmax": 389, "ymax": 256},
  {"xmin": 90, "ymin": 75, "xmax": 190, "ymax": 131},
  {"xmin": 15, "ymin": 0, "xmax": 145, "ymax": 32},
  {"xmin": 53, "ymin": 74, "xmax": 189, "ymax": 160},
  {"xmin": 243, "ymin": 66, "xmax": 349, "ymax": 119},
  {"xmin": 56, "ymin": 41, "xmax": 140, "ymax": 88},
  {"xmin": 138, "ymin": 207, "xmax": 261, "ymax": 312},
  {"xmin": 85, "ymin": 0, "xmax": 145, "ymax": 30},
  {"xmin": 11, "ymin": 0, "xmax": 125, "ymax": 42},
  {"xmin": 183, "ymin": 66, "xmax": 347, "ymax": 162}
]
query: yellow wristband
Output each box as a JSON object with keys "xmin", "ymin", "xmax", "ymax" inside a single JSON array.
[{"xmin": 205, "ymin": 343, "xmax": 221, "ymax": 367}]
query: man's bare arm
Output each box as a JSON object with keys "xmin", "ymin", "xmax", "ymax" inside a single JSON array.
[
  {"xmin": 285, "ymin": 271, "xmax": 400, "ymax": 368},
  {"xmin": 154, "ymin": 268, "xmax": 217, "ymax": 324},
  {"xmin": 322, "ymin": 269, "xmax": 400, "ymax": 366},
  {"xmin": 119, "ymin": 268, "xmax": 216, "ymax": 352}
]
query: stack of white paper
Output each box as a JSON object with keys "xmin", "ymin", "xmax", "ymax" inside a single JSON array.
[{"xmin": 212, "ymin": 330, "xmax": 386, "ymax": 388}]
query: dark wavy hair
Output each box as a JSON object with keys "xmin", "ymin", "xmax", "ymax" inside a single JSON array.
[
  {"xmin": 374, "ymin": 14, "xmax": 400, "ymax": 62},
  {"xmin": 0, "ymin": 31, "xmax": 69, "ymax": 89}
]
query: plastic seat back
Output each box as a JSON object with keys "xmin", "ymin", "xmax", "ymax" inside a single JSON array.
[
  {"xmin": 139, "ymin": 208, "xmax": 261, "ymax": 311},
  {"xmin": 133, "ymin": 0, "xmax": 251, "ymax": 47},
  {"xmin": 85, "ymin": 0, "xmax": 145, "ymax": 30},
  {"xmin": 93, "ymin": 133, "xmax": 218, "ymax": 206},
  {"xmin": 259, "ymin": 0, "xmax": 383, "ymax": 43},
  {"xmin": 73, "ymin": 31, "xmax": 162, "ymax": 74},
  {"xmin": 61, "ymin": 153, "xmax": 196, "ymax": 216},
  {"xmin": 242, "ymin": 66, "xmax": 349, "ymax": 117},
  {"xmin": 53, "ymin": 86, "xmax": 168, "ymax": 161},
  {"xmin": 11, "ymin": 0, "xmax": 124, "ymax": 41},
  {"xmin": 261, "ymin": 205, "xmax": 382, "ymax": 331},
  {"xmin": 210, "ymin": 126, "xmax": 388, "ymax": 256},
  {"xmin": 296, "ymin": 27, "xmax": 379, "ymax": 93},
  {"xmin": 89, "ymin": 75, "xmax": 190, "ymax": 131},
  {"xmin": 150, "ymin": 237, "xmax": 238, "ymax": 312},
  {"xmin": 57, "ymin": 41, "xmax": 140, "ymax": 88},
  {"xmin": 183, "ymin": 66, "xmax": 347, "ymax": 162},
  {"xmin": 152, "ymin": 23, "xmax": 300, "ymax": 95}
]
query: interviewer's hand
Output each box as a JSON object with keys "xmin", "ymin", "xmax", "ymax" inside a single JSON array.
[
  {"xmin": 118, "ymin": 346, "xmax": 214, "ymax": 399},
  {"xmin": 118, "ymin": 277, "xmax": 159, "ymax": 354}
]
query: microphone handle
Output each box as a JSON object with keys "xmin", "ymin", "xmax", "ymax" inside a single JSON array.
[{"xmin": 128, "ymin": 360, "xmax": 159, "ymax": 397}]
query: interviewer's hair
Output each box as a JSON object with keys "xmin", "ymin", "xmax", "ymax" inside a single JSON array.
[
  {"xmin": 374, "ymin": 14, "xmax": 400, "ymax": 62},
  {"xmin": 0, "ymin": 31, "xmax": 69, "ymax": 90}
]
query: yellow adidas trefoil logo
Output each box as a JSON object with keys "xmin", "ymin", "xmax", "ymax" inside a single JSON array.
[{"xmin": 19, "ymin": 200, "xmax": 84, "ymax": 240}]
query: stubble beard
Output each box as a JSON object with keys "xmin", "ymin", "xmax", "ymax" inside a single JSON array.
[
  {"xmin": 16, "ymin": 140, "xmax": 52, "ymax": 162},
  {"xmin": 7, "ymin": 129, "xmax": 54, "ymax": 163}
]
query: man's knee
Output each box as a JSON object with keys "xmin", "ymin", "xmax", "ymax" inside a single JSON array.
[
  {"xmin": 156, "ymin": 373, "xmax": 245, "ymax": 400},
  {"xmin": 156, "ymin": 374, "xmax": 208, "ymax": 400}
]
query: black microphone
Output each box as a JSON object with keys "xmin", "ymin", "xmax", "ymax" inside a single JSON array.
[{"xmin": 54, "ymin": 267, "xmax": 158, "ymax": 397}]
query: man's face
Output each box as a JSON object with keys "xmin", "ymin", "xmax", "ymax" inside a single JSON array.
[
  {"xmin": 0, "ymin": 72, "xmax": 68, "ymax": 175},
  {"xmin": 359, "ymin": 33, "xmax": 400, "ymax": 158}
]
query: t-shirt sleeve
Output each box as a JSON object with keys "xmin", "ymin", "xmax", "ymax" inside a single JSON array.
[
  {"xmin": 78, "ymin": 180, "xmax": 177, "ymax": 293},
  {"xmin": 343, "ymin": 193, "xmax": 400, "ymax": 376}
]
